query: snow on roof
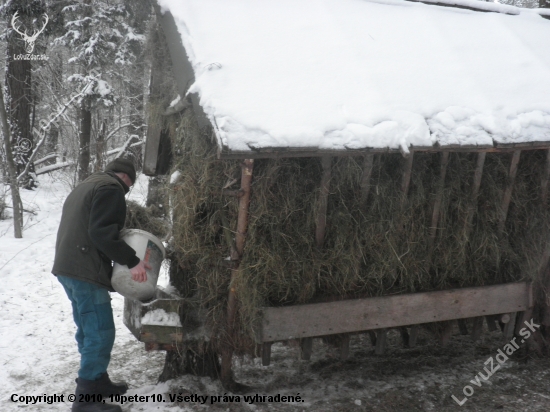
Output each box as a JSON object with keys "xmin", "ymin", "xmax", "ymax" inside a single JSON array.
[{"xmin": 157, "ymin": 0, "xmax": 550, "ymax": 155}]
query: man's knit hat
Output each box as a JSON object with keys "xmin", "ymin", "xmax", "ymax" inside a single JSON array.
[{"xmin": 105, "ymin": 158, "xmax": 136, "ymax": 184}]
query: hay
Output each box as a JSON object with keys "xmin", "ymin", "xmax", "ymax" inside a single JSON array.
[
  {"xmin": 125, "ymin": 200, "xmax": 170, "ymax": 239},
  {"xmin": 166, "ymin": 109, "xmax": 550, "ymax": 351}
]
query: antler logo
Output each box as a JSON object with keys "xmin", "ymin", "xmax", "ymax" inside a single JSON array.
[{"xmin": 11, "ymin": 11, "xmax": 49, "ymax": 54}]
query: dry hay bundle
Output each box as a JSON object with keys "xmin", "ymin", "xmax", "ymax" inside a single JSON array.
[{"xmin": 168, "ymin": 110, "xmax": 550, "ymax": 350}]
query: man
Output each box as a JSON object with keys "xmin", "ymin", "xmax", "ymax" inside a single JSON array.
[{"xmin": 52, "ymin": 158, "xmax": 151, "ymax": 412}]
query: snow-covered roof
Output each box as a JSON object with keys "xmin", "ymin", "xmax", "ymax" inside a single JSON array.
[{"xmin": 157, "ymin": 0, "xmax": 550, "ymax": 156}]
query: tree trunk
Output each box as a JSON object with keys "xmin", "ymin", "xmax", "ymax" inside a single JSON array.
[
  {"xmin": 95, "ymin": 119, "xmax": 106, "ymax": 172},
  {"xmin": 6, "ymin": 15, "xmax": 35, "ymax": 189},
  {"xmin": 0, "ymin": 78, "xmax": 24, "ymax": 238},
  {"xmin": 78, "ymin": 98, "xmax": 92, "ymax": 182},
  {"xmin": 541, "ymin": 0, "xmax": 549, "ymax": 8}
]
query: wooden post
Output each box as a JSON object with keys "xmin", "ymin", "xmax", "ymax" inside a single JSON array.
[
  {"xmin": 340, "ymin": 334, "xmax": 350, "ymax": 361},
  {"xmin": 486, "ymin": 315, "xmax": 498, "ymax": 332},
  {"xmin": 471, "ymin": 317, "xmax": 483, "ymax": 341},
  {"xmin": 368, "ymin": 331, "xmax": 377, "ymax": 347},
  {"xmin": 315, "ymin": 156, "xmax": 332, "ymax": 248},
  {"xmin": 427, "ymin": 152, "xmax": 450, "ymax": 265},
  {"xmin": 458, "ymin": 319, "xmax": 469, "ymax": 335},
  {"xmin": 498, "ymin": 150, "xmax": 521, "ymax": 233},
  {"xmin": 221, "ymin": 159, "xmax": 254, "ymax": 389},
  {"xmin": 262, "ymin": 342, "xmax": 272, "ymax": 366},
  {"xmin": 464, "ymin": 152, "xmax": 486, "ymax": 239},
  {"xmin": 399, "ymin": 327, "xmax": 410, "ymax": 348},
  {"xmin": 360, "ymin": 154, "xmax": 374, "ymax": 205},
  {"xmin": 301, "ymin": 338, "xmax": 313, "ymax": 360},
  {"xmin": 409, "ymin": 325, "xmax": 419, "ymax": 348},
  {"xmin": 502, "ymin": 312, "xmax": 517, "ymax": 341},
  {"xmin": 374, "ymin": 329, "xmax": 387, "ymax": 355},
  {"xmin": 439, "ymin": 321, "xmax": 454, "ymax": 346}
]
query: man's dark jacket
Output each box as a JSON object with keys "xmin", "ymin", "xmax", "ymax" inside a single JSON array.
[{"xmin": 52, "ymin": 172, "xmax": 140, "ymax": 290}]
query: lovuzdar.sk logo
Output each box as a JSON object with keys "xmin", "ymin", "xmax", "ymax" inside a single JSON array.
[{"xmin": 11, "ymin": 11, "xmax": 49, "ymax": 61}]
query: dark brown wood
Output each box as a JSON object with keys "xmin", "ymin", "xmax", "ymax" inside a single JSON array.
[
  {"xmin": 368, "ymin": 331, "xmax": 377, "ymax": 346},
  {"xmin": 464, "ymin": 152, "xmax": 486, "ymax": 239},
  {"xmin": 360, "ymin": 154, "xmax": 374, "ymax": 205},
  {"xmin": 374, "ymin": 329, "xmax": 387, "ymax": 355},
  {"xmin": 262, "ymin": 342, "xmax": 272, "ymax": 366},
  {"xmin": 503, "ymin": 312, "xmax": 517, "ymax": 340},
  {"xmin": 458, "ymin": 319, "xmax": 469, "ymax": 335},
  {"xmin": 221, "ymin": 159, "xmax": 254, "ymax": 387},
  {"xmin": 498, "ymin": 150, "xmax": 521, "ymax": 232},
  {"xmin": 300, "ymin": 338, "xmax": 313, "ymax": 360},
  {"xmin": 471, "ymin": 317, "xmax": 483, "ymax": 341},
  {"xmin": 315, "ymin": 156, "xmax": 332, "ymax": 248},
  {"xmin": 218, "ymin": 141, "xmax": 550, "ymax": 161},
  {"xmin": 340, "ymin": 334, "xmax": 350, "ymax": 360},
  {"xmin": 439, "ymin": 321, "xmax": 454, "ymax": 346},
  {"xmin": 542, "ymin": 149, "xmax": 550, "ymax": 206},
  {"xmin": 409, "ymin": 325, "xmax": 419, "ymax": 348},
  {"xmin": 258, "ymin": 282, "xmax": 533, "ymax": 342},
  {"xmin": 486, "ymin": 315, "xmax": 498, "ymax": 332},
  {"xmin": 399, "ymin": 327, "xmax": 410, "ymax": 347}
]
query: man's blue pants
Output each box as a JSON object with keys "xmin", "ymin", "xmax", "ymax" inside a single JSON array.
[{"xmin": 57, "ymin": 275, "xmax": 115, "ymax": 381}]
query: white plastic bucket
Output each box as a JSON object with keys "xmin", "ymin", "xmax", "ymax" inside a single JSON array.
[{"xmin": 111, "ymin": 229, "xmax": 166, "ymax": 301}]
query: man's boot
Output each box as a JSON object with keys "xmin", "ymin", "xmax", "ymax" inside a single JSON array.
[
  {"xmin": 94, "ymin": 373, "xmax": 128, "ymax": 396},
  {"xmin": 72, "ymin": 378, "xmax": 122, "ymax": 412}
]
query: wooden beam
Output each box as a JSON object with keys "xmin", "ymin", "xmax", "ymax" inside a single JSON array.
[
  {"xmin": 498, "ymin": 150, "xmax": 521, "ymax": 232},
  {"xmin": 221, "ymin": 159, "xmax": 254, "ymax": 388},
  {"xmin": 217, "ymin": 141, "xmax": 550, "ymax": 161},
  {"xmin": 315, "ymin": 156, "xmax": 332, "ymax": 249},
  {"xmin": 464, "ymin": 152, "xmax": 486, "ymax": 239},
  {"xmin": 258, "ymin": 282, "xmax": 532, "ymax": 342}
]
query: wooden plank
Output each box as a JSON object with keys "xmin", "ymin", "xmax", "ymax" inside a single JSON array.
[
  {"xmin": 498, "ymin": 150, "xmax": 521, "ymax": 232},
  {"xmin": 409, "ymin": 326, "xmax": 419, "ymax": 348},
  {"xmin": 217, "ymin": 142, "xmax": 550, "ymax": 161},
  {"xmin": 471, "ymin": 317, "xmax": 483, "ymax": 341},
  {"xmin": 262, "ymin": 342, "xmax": 272, "ymax": 366},
  {"xmin": 340, "ymin": 334, "xmax": 350, "ymax": 361},
  {"xmin": 300, "ymin": 338, "xmax": 313, "ymax": 360},
  {"xmin": 258, "ymin": 282, "xmax": 532, "ymax": 342},
  {"xmin": 503, "ymin": 312, "xmax": 517, "ymax": 341},
  {"xmin": 464, "ymin": 152, "xmax": 486, "ymax": 239},
  {"xmin": 315, "ymin": 156, "xmax": 332, "ymax": 248},
  {"xmin": 374, "ymin": 329, "xmax": 387, "ymax": 355}
]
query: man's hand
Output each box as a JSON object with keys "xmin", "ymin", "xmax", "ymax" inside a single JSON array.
[{"xmin": 130, "ymin": 260, "xmax": 151, "ymax": 283}]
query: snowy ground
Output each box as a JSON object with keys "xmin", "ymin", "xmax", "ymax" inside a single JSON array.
[{"xmin": 3, "ymin": 171, "xmax": 550, "ymax": 412}]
